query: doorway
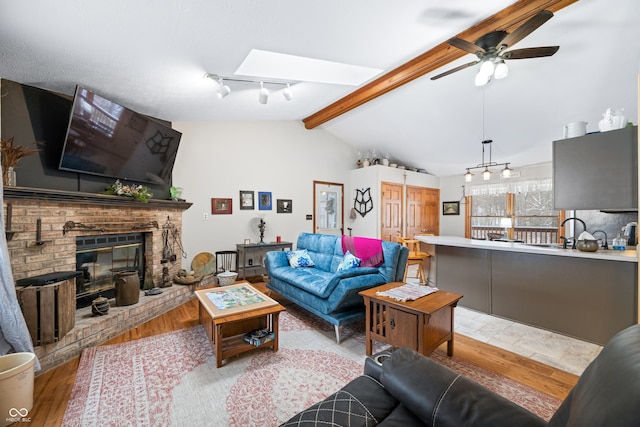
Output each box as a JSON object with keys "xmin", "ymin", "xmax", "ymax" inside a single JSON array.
[{"xmin": 313, "ymin": 181, "xmax": 344, "ymax": 235}]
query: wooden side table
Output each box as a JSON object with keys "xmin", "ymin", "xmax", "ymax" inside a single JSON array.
[{"xmin": 359, "ymin": 282, "xmax": 463, "ymax": 357}]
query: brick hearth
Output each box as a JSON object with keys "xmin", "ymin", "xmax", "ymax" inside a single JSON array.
[{"xmin": 3, "ymin": 186, "xmax": 197, "ymax": 373}]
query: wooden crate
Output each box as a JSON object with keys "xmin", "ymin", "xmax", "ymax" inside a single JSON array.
[{"xmin": 16, "ymin": 278, "xmax": 75, "ymax": 346}]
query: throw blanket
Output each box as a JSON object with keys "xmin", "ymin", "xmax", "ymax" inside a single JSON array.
[{"xmin": 341, "ymin": 236, "xmax": 384, "ymax": 267}]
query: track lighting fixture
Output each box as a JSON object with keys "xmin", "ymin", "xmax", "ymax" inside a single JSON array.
[{"xmin": 203, "ymin": 73, "xmax": 294, "ymax": 104}]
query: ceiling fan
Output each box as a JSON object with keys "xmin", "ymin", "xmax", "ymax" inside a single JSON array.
[{"xmin": 431, "ymin": 10, "xmax": 559, "ymax": 85}]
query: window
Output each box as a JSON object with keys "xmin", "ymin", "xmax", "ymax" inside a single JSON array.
[{"xmin": 467, "ymin": 179, "xmax": 563, "ymax": 243}]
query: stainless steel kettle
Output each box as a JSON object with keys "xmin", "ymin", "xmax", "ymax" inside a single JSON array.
[{"xmin": 624, "ymin": 222, "xmax": 637, "ymax": 246}]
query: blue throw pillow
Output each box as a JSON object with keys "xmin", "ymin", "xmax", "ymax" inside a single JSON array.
[
  {"xmin": 286, "ymin": 250, "xmax": 315, "ymax": 268},
  {"xmin": 337, "ymin": 250, "xmax": 361, "ymax": 272}
]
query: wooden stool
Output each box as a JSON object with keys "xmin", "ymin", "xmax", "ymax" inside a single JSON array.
[{"xmin": 397, "ymin": 237, "xmax": 429, "ymax": 284}]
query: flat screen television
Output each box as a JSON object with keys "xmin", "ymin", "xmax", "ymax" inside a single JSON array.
[{"xmin": 59, "ymin": 86, "xmax": 181, "ymax": 185}]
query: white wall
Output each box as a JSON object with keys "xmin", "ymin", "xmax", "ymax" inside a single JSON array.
[
  {"xmin": 347, "ymin": 165, "xmax": 439, "ymax": 238},
  {"xmin": 439, "ymin": 162, "xmax": 553, "ymax": 236},
  {"xmin": 171, "ymin": 120, "xmax": 356, "ymax": 267}
]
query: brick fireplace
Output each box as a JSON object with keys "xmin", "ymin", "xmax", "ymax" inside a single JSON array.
[{"xmin": 4, "ymin": 186, "xmax": 197, "ymax": 373}]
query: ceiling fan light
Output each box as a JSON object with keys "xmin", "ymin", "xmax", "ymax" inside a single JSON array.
[
  {"xmin": 475, "ymin": 70, "xmax": 490, "ymax": 86},
  {"xmin": 494, "ymin": 60, "xmax": 509, "ymax": 79},
  {"xmin": 479, "ymin": 60, "xmax": 495, "ymax": 77}
]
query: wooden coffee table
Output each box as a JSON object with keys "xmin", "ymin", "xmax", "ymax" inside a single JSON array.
[
  {"xmin": 359, "ymin": 282, "xmax": 463, "ymax": 357},
  {"xmin": 195, "ymin": 282, "xmax": 286, "ymax": 367}
]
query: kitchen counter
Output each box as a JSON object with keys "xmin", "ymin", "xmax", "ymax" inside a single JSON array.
[
  {"xmin": 416, "ymin": 235, "xmax": 638, "ymax": 345},
  {"xmin": 417, "ymin": 235, "xmax": 637, "ymax": 262}
]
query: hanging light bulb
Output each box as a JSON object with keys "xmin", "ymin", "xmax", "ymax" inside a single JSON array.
[
  {"xmin": 482, "ymin": 167, "xmax": 493, "ymax": 180},
  {"xmin": 464, "ymin": 169, "xmax": 474, "ymax": 182},
  {"xmin": 217, "ymin": 77, "xmax": 231, "ymax": 99},
  {"xmin": 283, "ymin": 83, "xmax": 293, "ymax": 101},
  {"xmin": 494, "ymin": 60, "xmax": 509, "ymax": 80},
  {"xmin": 258, "ymin": 81, "xmax": 269, "ymax": 104},
  {"xmin": 501, "ymin": 163, "xmax": 512, "ymax": 178}
]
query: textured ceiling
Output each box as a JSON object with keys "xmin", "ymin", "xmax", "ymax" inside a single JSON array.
[{"xmin": 1, "ymin": 0, "xmax": 638, "ymax": 177}]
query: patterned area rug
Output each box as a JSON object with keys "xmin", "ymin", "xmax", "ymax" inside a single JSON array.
[{"xmin": 62, "ymin": 305, "xmax": 561, "ymax": 426}]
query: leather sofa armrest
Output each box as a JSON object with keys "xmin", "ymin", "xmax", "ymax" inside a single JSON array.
[
  {"xmin": 381, "ymin": 348, "xmax": 546, "ymax": 427},
  {"xmin": 364, "ymin": 350, "xmax": 393, "ymax": 381}
]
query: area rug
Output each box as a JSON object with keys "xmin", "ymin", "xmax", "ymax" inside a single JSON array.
[{"xmin": 62, "ymin": 305, "xmax": 561, "ymax": 426}]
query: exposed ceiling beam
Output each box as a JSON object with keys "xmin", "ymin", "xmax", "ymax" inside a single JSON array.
[{"xmin": 303, "ymin": 0, "xmax": 579, "ymax": 129}]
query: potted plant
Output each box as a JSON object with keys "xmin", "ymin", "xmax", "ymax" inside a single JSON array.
[{"xmin": 0, "ymin": 136, "xmax": 41, "ymax": 186}]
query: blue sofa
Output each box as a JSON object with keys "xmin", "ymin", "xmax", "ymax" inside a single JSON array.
[{"xmin": 265, "ymin": 233, "xmax": 408, "ymax": 342}]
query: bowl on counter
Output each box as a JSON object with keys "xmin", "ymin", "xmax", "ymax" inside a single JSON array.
[{"xmin": 576, "ymin": 239, "xmax": 599, "ymax": 252}]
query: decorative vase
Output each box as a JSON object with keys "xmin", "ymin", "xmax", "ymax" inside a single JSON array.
[
  {"xmin": 115, "ymin": 271, "xmax": 140, "ymax": 306},
  {"xmin": 3, "ymin": 166, "xmax": 16, "ymax": 186}
]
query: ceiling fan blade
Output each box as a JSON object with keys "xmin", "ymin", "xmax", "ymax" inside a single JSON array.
[
  {"xmin": 500, "ymin": 10, "xmax": 554, "ymax": 48},
  {"xmin": 447, "ymin": 37, "xmax": 485, "ymax": 55},
  {"xmin": 430, "ymin": 60, "xmax": 480, "ymax": 80},
  {"xmin": 503, "ymin": 46, "xmax": 559, "ymax": 60}
]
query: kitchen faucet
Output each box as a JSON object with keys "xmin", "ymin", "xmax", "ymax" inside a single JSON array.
[
  {"xmin": 560, "ymin": 217, "xmax": 587, "ymax": 249},
  {"xmin": 591, "ymin": 230, "xmax": 609, "ymax": 249}
]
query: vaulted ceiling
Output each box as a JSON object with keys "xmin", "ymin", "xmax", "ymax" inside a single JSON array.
[{"xmin": 1, "ymin": 0, "xmax": 638, "ymax": 177}]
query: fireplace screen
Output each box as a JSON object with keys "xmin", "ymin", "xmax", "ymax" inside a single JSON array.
[{"xmin": 76, "ymin": 233, "xmax": 144, "ymax": 308}]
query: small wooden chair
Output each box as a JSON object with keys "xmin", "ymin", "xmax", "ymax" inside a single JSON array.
[{"xmin": 397, "ymin": 237, "xmax": 429, "ymax": 284}]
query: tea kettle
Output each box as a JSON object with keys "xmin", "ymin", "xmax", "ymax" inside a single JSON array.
[{"xmin": 624, "ymin": 222, "xmax": 637, "ymax": 246}]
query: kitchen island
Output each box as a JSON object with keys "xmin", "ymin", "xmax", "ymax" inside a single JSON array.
[{"xmin": 417, "ymin": 236, "xmax": 638, "ymax": 345}]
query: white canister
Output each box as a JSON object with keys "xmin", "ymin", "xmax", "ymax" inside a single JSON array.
[{"xmin": 563, "ymin": 121, "xmax": 587, "ymax": 138}]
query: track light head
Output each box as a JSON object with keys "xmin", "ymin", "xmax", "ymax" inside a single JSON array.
[
  {"xmin": 283, "ymin": 83, "xmax": 293, "ymax": 101},
  {"xmin": 217, "ymin": 78, "xmax": 231, "ymax": 99},
  {"xmin": 259, "ymin": 81, "xmax": 269, "ymax": 104}
]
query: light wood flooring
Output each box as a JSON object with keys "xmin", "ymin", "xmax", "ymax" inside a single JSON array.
[{"xmin": 30, "ymin": 283, "xmax": 579, "ymax": 426}]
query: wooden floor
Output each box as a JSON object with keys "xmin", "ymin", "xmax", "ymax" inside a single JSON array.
[{"xmin": 31, "ymin": 283, "xmax": 579, "ymax": 426}]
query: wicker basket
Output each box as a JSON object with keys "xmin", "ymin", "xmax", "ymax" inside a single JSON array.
[{"xmin": 217, "ymin": 271, "xmax": 238, "ymax": 286}]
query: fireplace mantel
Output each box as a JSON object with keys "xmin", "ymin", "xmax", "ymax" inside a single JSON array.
[{"xmin": 3, "ymin": 186, "xmax": 192, "ymax": 210}]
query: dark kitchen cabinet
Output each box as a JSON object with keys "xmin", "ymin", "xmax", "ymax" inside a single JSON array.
[{"xmin": 553, "ymin": 126, "xmax": 638, "ymax": 210}]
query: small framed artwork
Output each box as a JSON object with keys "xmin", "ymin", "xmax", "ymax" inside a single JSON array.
[
  {"xmin": 258, "ymin": 192, "xmax": 272, "ymax": 210},
  {"xmin": 240, "ymin": 190, "xmax": 254, "ymax": 210},
  {"xmin": 211, "ymin": 198, "xmax": 232, "ymax": 214},
  {"xmin": 442, "ymin": 201, "xmax": 460, "ymax": 216},
  {"xmin": 277, "ymin": 199, "xmax": 293, "ymax": 213}
]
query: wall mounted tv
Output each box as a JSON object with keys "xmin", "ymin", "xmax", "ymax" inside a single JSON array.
[{"xmin": 59, "ymin": 86, "xmax": 182, "ymax": 185}]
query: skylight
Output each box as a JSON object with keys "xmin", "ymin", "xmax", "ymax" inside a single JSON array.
[{"xmin": 234, "ymin": 49, "xmax": 383, "ymax": 86}]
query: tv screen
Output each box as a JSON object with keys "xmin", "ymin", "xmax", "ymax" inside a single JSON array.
[{"xmin": 59, "ymin": 86, "xmax": 181, "ymax": 185}]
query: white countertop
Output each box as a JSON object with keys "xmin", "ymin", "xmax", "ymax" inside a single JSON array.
[{"xmin": 416, "ymin": 235, "xmax": 638, "ymax": 263}]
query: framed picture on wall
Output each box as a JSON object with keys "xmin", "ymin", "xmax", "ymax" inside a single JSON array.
[
  {"xmin": 277, "ymin": 199, "xmax": 292, "ymax": 213},
  {"xmin": 240, "ymin": 190, "xmax": 254, "ymax": 210},
  {"xmin": 258, "ymin": 192, "xmax": 272, "ymax": 210},
  {"xmin": 212, "ymin": 198, "xmax": 233, "ymax": 214},
  {"xmin": 442, "ymin": 201, "xmax": 460, "ymax": 216}
]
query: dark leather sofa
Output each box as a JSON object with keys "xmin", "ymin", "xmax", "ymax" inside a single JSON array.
[{"xmin": 280, "ymin": 324, "xmax": 640, "ymax": 426}]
